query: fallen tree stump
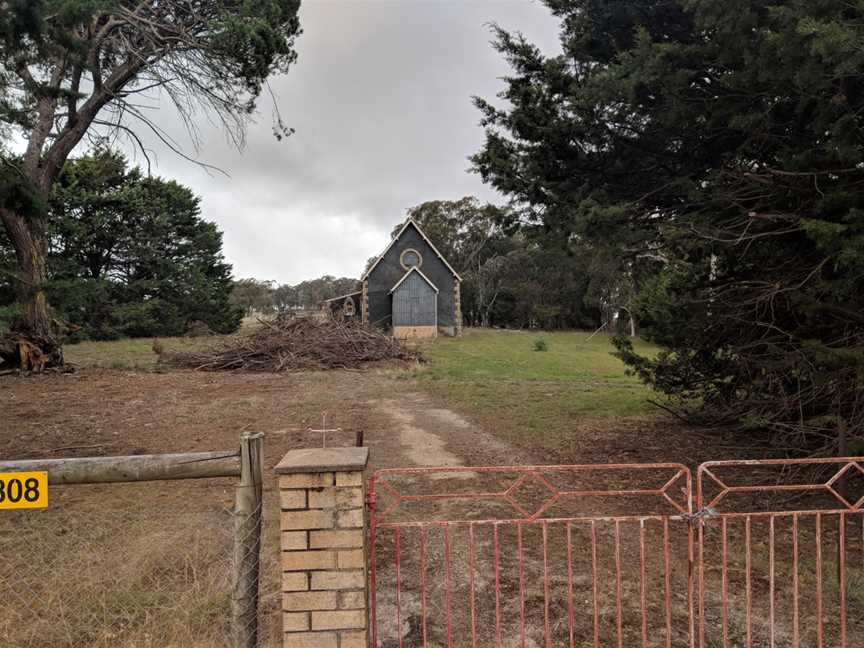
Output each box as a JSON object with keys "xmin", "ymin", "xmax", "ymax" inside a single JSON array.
[
  {"xmin": 156, "ymin": 315, "xmax": 424, "ymax": 372},
  {"xmin": 0, "ymin": 332, "xmax": 64, "ymax": 373}
]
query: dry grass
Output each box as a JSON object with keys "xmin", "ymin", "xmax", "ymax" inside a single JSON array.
[
  {"xmin": 64, "ymin": 335, "xmax": 207, "ymax": 371},
  {"xmin": 63, "ymin": 317, "xmax": 263, "ymax": 371},
  {"xmin": 0, "ymin": 482, "xmax": 291, "ymax": 648},
  {"xmin": 0, "ymin": 483, "xmax": 248, "ymax": 648}
]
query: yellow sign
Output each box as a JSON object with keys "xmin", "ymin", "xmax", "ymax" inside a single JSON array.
[{"xmin": 0, "ymin": 472, "xmax": 48, "ymax": 510}]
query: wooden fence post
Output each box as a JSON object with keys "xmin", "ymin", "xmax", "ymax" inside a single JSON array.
[{"xmin": 232, "ymin": 432, "xmax": 264, "ymax": 648}]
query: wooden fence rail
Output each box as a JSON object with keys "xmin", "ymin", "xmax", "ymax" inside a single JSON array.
[{"xmin": 0, "ymin": 450, "xmax": 242, "ymax": 484}]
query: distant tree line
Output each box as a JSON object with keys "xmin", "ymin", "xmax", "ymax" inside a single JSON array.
[
  {"xmin": 0, "ymin": 151, "xmax": 242, "ymax": 340},
  {"xmin": 229, "ymin": 276, "xmax": 359, "ymax": 316},
  {"xmin": 233, "ymin": 197, "xmax": 632, "ymax": 333}
]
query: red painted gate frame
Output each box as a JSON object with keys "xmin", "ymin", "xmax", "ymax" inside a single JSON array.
[{"xmin": 368, "ymin": 458, "xmax": 864, "ymax": 648}]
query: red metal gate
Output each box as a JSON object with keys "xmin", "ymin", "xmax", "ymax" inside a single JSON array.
[{"xmin": 368, "ymin": 458, "xmax": 864, "ymax": 647}]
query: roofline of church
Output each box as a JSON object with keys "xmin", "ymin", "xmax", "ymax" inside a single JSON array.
[{"xmin": 360, "ymin": 217, "xmax": 462, "ymax": 282}]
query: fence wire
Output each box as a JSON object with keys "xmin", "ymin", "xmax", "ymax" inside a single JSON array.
[{"xmin": 0, "ymin": 482, "xmax": 279, "ymax": 648}]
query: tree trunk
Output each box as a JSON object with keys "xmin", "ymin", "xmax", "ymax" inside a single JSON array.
[{"xmin": 0, "ymin": 207, "xmax": 62, "ymax": 371}]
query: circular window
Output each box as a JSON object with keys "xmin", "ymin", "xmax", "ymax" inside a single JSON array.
[{"xmin": 400, "ymin": 248, "xmax": 423, "ymax": 270}]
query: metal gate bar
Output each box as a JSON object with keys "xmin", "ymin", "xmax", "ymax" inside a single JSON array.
[
  {"xmin": 369, "ymin": 463, "xmax": 694, "ymax": 648},
  {"xmin": 696, "ymin": 457, "xmax": 864, "ymax": 648}
]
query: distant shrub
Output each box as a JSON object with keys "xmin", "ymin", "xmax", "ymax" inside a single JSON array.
[
  {"xmin": 533, "ymin": 337, "xmax": 548, "ymax": 352},
  {"xmin": 110, "ymin": 301, "xmax": 177, "ymax": 338},
  {"xmin": 185, "ymin": 320, "xmax": 215, "ymax": 337}
]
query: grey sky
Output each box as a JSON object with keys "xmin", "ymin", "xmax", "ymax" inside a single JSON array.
[{"xmin": 126, "ymin": 1, "xmax": 562, "ymax": 285}]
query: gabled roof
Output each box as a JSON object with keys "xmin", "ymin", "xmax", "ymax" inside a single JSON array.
[
  {"xmin": 388, "ymin": 266, "xmax": 439, "ymax": 294},
  {"xmin": 361, "ymin": 217, "xmax": 462, "ymax": 282},
  {"xmin": 321, "ymin": 291, "xmax": 362, "ymax": 304}
]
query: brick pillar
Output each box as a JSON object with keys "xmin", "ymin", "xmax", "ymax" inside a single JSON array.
[{"xmin": 276, "ymin": 447, "xmax": 370, "ymax": 648}]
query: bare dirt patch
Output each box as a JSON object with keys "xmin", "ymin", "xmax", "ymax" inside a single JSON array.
[
  {"xmin": 2, "ymin": 369, "xmax": 377, "ymax": 461},
  {"xmin": 1, "ymin": 363, "xmax": 539, "ymax": 648}
]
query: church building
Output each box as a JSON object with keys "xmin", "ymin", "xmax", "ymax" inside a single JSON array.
[{"xmin": 360, "ymin": 218, "xmax": 462, "ymax": 338}]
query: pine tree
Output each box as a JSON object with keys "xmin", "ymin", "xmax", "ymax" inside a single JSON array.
[
  {"xmin": 474, "ymin": 0, "xmax": 864, "ymax": 453},
  {"xmin": 2, "ymin": 150, "xmax": 242, "ymax": 340}
]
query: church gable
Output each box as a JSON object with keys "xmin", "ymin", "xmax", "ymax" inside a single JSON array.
[
  {"xmin": 361, "ymin": 219, "xmax": 461, "ymax": 335},
  {"xmin": 361, "ymin": 219, "xmax": 461, "ymax": 282},
  {"xmin": 391, "ymin": 268, "xmax": 438, "ymax": 338}
]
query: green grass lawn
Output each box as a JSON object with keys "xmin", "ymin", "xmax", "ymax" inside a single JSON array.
[
  {"xmin": 406, "ymin": 328, "xmax": 660, "ymax": 449},
  {"xmin": 64, "ymin": 318, "xmax": 261, "ymax": 370},
  {"xmin": 63, "ymin": 335, "xmax": 208, "ymax": 370}
]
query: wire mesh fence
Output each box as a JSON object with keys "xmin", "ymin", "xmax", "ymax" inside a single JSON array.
[{"xmin": 0, "ymin": 481, "xmax": 279, "ymax": 648}]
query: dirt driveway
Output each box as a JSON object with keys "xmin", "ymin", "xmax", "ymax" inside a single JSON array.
[
  {"xmin": 0, "ymin": 368, "xmax": 522, "ymax": 474},
  {"xmin": 368, "ymin": 391, "xmax": 533, "ymax": 471}
]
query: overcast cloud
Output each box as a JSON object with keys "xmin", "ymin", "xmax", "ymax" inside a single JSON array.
[{"xmin": 120, "ymin": 1, "xmax": 562, "ymax": 284}]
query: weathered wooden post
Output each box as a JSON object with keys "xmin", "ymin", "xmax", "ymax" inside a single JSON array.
[{"xmin": 232, "ymin": 432, "xmax": 264, "ymax": 648}]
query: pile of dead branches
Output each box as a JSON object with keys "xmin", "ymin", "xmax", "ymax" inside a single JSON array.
[{"xmin": 157, "ymin": 315, "xmax": 423, "ymax": 372}]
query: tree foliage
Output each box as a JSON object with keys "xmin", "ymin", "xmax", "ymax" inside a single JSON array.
[
  {"xmin": 473, "ymin": 0, "xmax": 864, "ymax": 452},
  {"xmin": 293, "ymin": 276, "xmax": 359, "ymax": 310},
  {"xmin": 402, "ymin": 197, "xmax": 601, "ymax": 329},
  {"xmin": 230, "ymin": 276, "xmax": 360, "ymax": 316},
  {"xmin": 230, "ymin": 278, "xmax": 277, "ymax": 317},
  {"xmin": 0, "ymin": 0, "xmax": 300, "ymax": 366},
  {"xmin": 1, "ymin": 150, "xmax": 242, "ymax": 339}
]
